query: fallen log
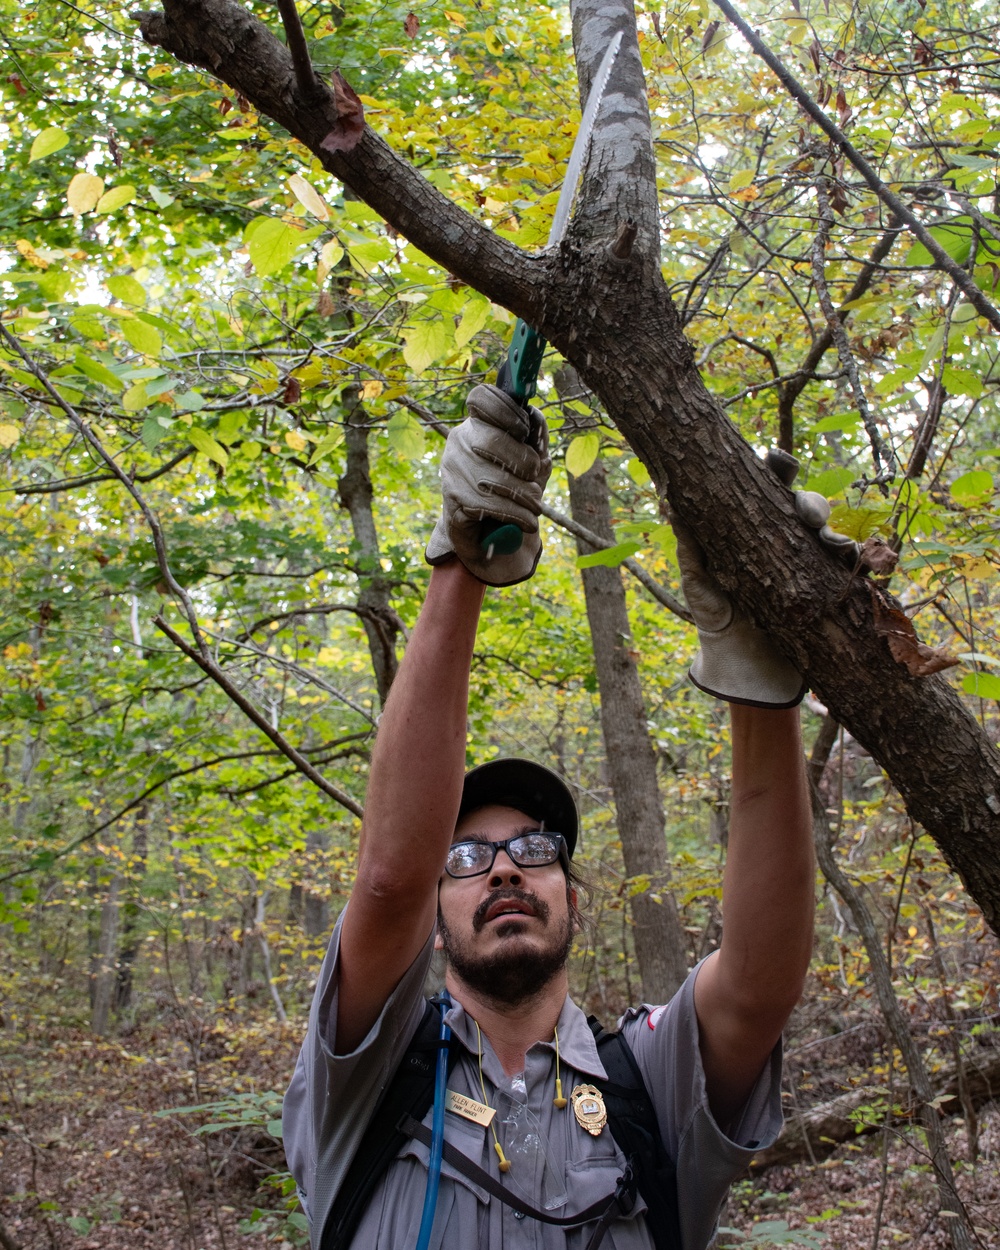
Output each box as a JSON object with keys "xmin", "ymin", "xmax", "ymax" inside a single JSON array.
[{"xmin": 754, "ymin": 1047, "xmax": 1000, "ymax": 1170}]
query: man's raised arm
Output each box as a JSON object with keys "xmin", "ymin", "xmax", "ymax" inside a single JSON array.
[{"xmin": 335, "ymin": 385, "xmax": 551, "ymax": 1053}]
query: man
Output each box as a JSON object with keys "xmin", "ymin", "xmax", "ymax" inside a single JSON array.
[{"xmin": 284, "ymin": 384, "xmax": 820, "ymax": 1250}]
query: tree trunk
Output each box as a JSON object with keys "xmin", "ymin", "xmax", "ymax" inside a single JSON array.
[
  {"xmin": 115, "ymin": 804, "xmax": 149, "ymax": 1015},
  {"xmin": 568, "ymin": 454, "xmax": 687, "ymax": 1002},
  {"xmin": 338, "ymin": 388, "xmax": 399, "ymax": 707},
  {"xmin": 91, "ymin": 875, "xmax": 120, "ymax": 1036},
  {"xmin": 137, "ymin": 0, "xmax": 1000, "ymax": 937}
]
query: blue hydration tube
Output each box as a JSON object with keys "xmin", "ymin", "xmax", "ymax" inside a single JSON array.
[{"xmin": 415, "ymin": 992, "xmax": 451, "ymax": 1250}]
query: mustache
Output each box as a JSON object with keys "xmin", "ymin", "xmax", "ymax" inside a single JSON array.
[{"xmin": 472, "ymin": 887, "xmax": 550, "ymax": 933}]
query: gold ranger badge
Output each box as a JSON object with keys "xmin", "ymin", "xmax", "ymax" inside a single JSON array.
[{"xmin": 570, "ymin": 1084, "xmax": 607, "ymax": 1137}]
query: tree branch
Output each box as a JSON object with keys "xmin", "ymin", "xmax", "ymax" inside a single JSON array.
[
  {"xmin": 134, "ymin": 0, "xmax": 543, "ymax": 319},
  {"xmin": 155, "ymin": 615, "xmax": 365, "ymax": 816},
  {"xmin": 778, "ymin": 217, "xmax": 903, "ymax": 452},
  {"xmin": 0, "ymin": 323, "xmax": 364, "ymax": 821},
  {"xmin": 812, "ymin": 175, "xmax": 896, "ymax": 491},
  {"xmin": 570, "ymin": 0, "xmax": 660, "ymax": 264},
  {"xmin": 274, "ymin": 0, "xmax": 318, "ymax": 99},
  {"xmin": 711, "ymin": 0, "xmax": 1000, "ymax": 333}
]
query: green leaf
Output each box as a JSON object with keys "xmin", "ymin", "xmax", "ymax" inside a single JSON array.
[
  {"xmin": 176, "ymin": 390, "xmax": 206, "ymax": 412},
  {"xmin": 107, "ymin": 274, "xmax": 147, "ymax": 306},
  {"xmin": 96, "ymin": 184, "xmax": 137, "ymax": 214},
  {"xmin": 65, "ymin": 1217, "xmax": 91, "ymax": 1236},
  {"xmin": 244, "ymin": 217, "xmax": 321, "ymax": 277},
  {"xmin": 308, "ymin": 430, "xmax": 344, "ymax": 465},
  {"xmin": 402, "ymin": 320, "xmax": 448, "ymax": 374},
  {"xmin": 904, "ymin": 218, "xmax": 977, "ymax": 267},
  {"xmin": 266, "ymin": 1118, "xmax": 284, "ymax": 1137},
  {"xmin": 941, "ymin": 365, "xmax": 983, "ymax": 398},
  {"xmin": 188, "ymin": 427, "xmax": 229, "ymax": 467},
  {"xmin": 827, "ymin": 502, "xmax": 892, "ymax": 540},
  {"xmin": 813, "ymin": 414, "xmax": 862, "ymax": 434},
  {"xmin": 387, "ymin": 411, "xmax": 426, "ymax": 459},
  {"xmin": 950, "ymin": 469, "xmax": 993, "ymax": 503},
  {"xmin": 149, "ymin": 186, "xmax": 175, "ymax": 208},
  {"xmin": 29, "ymin": 126, "xmax": 69, "ymax": 162},
  {"xmin": 455, "ymin": 294, "xmax": 491, "ymax": 348},
  {"xmin": 576, "ymin": 541, "xmax": 641, "ymax": 569},
  {"xmin": 73, "ymin": 350, "xmax": 123, "ymax": 391},
  {"xmin": 141, "ymin": 415, "xmax": 170, "ymax": 450},
  {"xmin": 728, "ymin": 169, "xmax": 755, "ymax": 191},
  {"xmin": 627, "ymin": 457, "xmax": 651, "ymax": 487},
  {"xmin": 806, "ymin": 467, "xmax": 855, "ymax": 497},
  {"xmin": 121, "ymin": 318, "xmax": 162, "ymax": 357},
  {"xmin": 566, "ymin": 432, "xmax": 600, "ymax": 477},
  {"xmin": 962, "ymin": 671, "xmax": 1000, "ymax": 700}
]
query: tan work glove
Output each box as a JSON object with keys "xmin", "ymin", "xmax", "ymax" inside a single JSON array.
[
  {"xmin": 675, "ymin": 450, "xmax": 860, "ymax": 708},
  {"xmin": 426, "ymin": 384, "xmax": 551, "ymax": 587}
]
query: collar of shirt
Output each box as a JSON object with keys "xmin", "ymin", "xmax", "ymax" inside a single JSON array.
[{"xmin": 442, "ymin": 993, "xmax": 608, "ymax": 1090}]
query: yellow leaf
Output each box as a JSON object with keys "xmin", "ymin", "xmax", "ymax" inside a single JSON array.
[
  {"xmin": 96, "ymin": 185, "xmax": 136, "ymax": 214},
  {"xmin": 122, "ymin": 382, "xmax": 152, "ymax": 412},
  {"xmin": 67, "ymin": 172, "xmax": 105, "ymax": 215},
  {"xmin": 29, "ymin": 126, "xmax": 69, "ymax": 163},
  {"xmin": 288, "ymin": 173, "xmax": 330, "ymax": 221},
  {"xmin": 566, "ymin": 431, "xmax": 600, "ymax": 477},
  {"xmin": 285, "ymin": 430, "xmax": 307, "ymax": 451},
  {"xmin": 728, "ymin": 169, "xmax": 755, "ymax": 192},
  {"xmin": 16, "ymin": 240, "xmax": 48, "ymax": 269},
  {"xmin": 732, "ymin": 185, "xmax": 759, "ymax": 202},
  {"xmin": 0, "ymin": 424, "xmax": 20, "ymax": 448},
  {"xmin": 361, "ymin": 379, "xmax": 384, "ymax": 400},
  {"xmin": 317, "ymin": 238, "xmax": 344, "ymax": 285},
  {"xmin": 444, "ymin": 9, "xmax": 466, "ymax": 25}
]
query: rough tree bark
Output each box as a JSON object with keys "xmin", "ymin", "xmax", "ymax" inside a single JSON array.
[
  {"xmin": 135, "ymin": 0, "xmax": 1000, "ymax": 937},
  {"xmin": 567, "ymin": 447, "xmax": 687, "ymax": 1002}
]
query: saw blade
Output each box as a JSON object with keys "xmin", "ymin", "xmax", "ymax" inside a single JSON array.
[{"xmin": 547, "ymin": 30, "xmax": 623, "ymax": 248}]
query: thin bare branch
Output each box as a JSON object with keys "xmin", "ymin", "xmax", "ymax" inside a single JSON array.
[
  {"xmin": 710, "ymin": 0, "xmax": 1000, "ymax": 333},
  {"xmin": 0, "ymin": 324, "xmax": 365, "ymax": 821},
  {"xmin": 812, "ymin": 177, "xmax": 895, "ymax": 492},
  {"xmin": 274, "ymin": 0, "xmax": 319, "ymax": 99}
]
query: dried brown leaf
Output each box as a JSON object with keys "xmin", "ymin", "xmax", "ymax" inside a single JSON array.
[
  {"xmin": 317, "ymin": 290, "xmax": 336, "ymax": 318},
  {"xmin": 871, "ymin": 589, "xmax": 959, "ymax": 677},
  {"xmin": 283, "ymin": 376, "xmax": 302, "ymax": 405},
  {"xmin": 320, "ymin": 72, "xmax": 365, "ymax": 154},
  {"xmin": 404, "ymin": 11, "xmax": 419, "ymax": 38},
  {"xmin": 860, "ymin": 536, "xmax": 898, "ymax": 576}
]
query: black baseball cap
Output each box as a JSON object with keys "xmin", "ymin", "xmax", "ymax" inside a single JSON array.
[{"xmin": 458, "ymin": 758, "xmax": 579, "ymax": 858}]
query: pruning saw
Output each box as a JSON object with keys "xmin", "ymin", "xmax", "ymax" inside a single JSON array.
[{"xmin": 481, "ymin": 30, "xmax": 623, "ymax": 559}]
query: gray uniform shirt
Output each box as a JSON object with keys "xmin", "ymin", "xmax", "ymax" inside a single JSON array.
[{"xmin": 283, "ymin": 910, "xmax": 782, "ymax": 1250}]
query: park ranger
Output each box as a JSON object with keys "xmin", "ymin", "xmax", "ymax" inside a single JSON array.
[{"xmin": 283, "ymin": 383, "xmax": 822, "ymax": 1249}]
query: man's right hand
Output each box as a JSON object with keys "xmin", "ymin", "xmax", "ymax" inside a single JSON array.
[{"xmin": 425, "ymin": 384, "xmax": 551, "ymax": 587}]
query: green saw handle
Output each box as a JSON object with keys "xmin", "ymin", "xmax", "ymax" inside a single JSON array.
[{"xmin": 478, "ymin": 318, "xmax": 546, "ymax": 556}]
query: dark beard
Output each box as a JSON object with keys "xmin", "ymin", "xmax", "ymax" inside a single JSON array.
[{"xmin": 437, "ymin": 887, "xmax": 573, "ymax": 1008}]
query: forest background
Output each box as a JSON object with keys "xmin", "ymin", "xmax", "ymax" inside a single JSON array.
[{"xmin": 1, "ymin": 0, "xmax": 999, "ymax": 1247}]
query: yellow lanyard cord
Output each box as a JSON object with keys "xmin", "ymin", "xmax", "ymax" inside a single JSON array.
[
  {"xmin": 553, "ymin": 1025, "xmax": 568, "ymax": 1109},
  {"xmin": 475, "ymin": 1020, "xmax": 511, "ymax": 1172}
]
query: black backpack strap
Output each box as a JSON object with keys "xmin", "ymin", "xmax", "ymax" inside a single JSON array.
[
  {"xmin": 588, "ymin": 1015, "xmax": 682, "ymax": 1250},
  {"xmin": 320, "ymin": 998, "xmax": 456, "ymax": 1250}
]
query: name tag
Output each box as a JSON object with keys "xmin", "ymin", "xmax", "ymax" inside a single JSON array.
[{"xmin": 445, "ymin": 1090, "xmax": 496, "ymax": 1127}]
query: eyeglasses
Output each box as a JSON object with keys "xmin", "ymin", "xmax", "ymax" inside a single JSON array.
[{"xmin": 444, "ymin": 832, "xmax": 568, "ymax": 879}]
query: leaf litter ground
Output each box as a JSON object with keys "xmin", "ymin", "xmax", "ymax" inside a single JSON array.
[{"xmin": 0, "ymin": 1016, "xmax": 997, "ymax": 1249}]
